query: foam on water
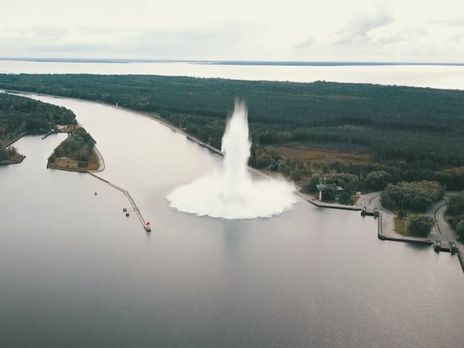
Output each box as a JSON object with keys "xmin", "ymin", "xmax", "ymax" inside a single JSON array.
[{"xmin": 167, "ymin": 101, "xmax": 297, "ymax": 219}]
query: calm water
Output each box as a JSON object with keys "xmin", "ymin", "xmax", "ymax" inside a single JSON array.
[
  {"xmin": 0, "ymin": 93, "xmax": 463, "ymax": 347},
  {"xmin": 1, "ymin": 60, "xmax": 464, "ymax": 89}
]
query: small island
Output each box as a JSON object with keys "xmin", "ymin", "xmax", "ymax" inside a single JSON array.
[{"xmin": 47, "ymin": 127, "xmax": 100, "ymax": 171}]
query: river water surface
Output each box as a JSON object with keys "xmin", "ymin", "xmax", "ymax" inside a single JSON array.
[{"xmin": 0, "ymin": 93, "xmax": 463, "ymax": 347}]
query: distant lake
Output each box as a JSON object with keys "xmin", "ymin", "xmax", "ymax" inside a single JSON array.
[
  {"xmin": 1, "ymin": 92, "xmax": 463, "ymax": 347},
  {"xmin": 1, "ymin": 60, "xmax": 464, "ymax": 89}
]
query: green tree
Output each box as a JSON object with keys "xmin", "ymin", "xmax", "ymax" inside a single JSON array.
[
  {"xmin": 456, "ymin": 220, "xmax": 464, "ymax": 240},
  {"xmin": 446, "ymin": 194, "xmax": 464, "ymax": 216},
  {"xmin": 381, "ymin": 181, "xmax": 444, "ymax": 212},
  {"xmin": 407, "ymin": 215, "xmax": 434, "ymax": 237},
  {"xmin": 366, "ymin": 170, "xmax": 392, "ymax": 190}
]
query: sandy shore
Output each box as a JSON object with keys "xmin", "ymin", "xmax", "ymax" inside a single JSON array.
[{"xmin": 90, "ymin": 146, "xmax": 105, "ymax": 172}]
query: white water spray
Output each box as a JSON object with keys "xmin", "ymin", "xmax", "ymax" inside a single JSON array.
[{"xmin": 167, "ymin": 101, "xmax": 297, "ymax": 219}]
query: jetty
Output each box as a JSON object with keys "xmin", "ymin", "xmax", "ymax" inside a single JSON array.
[
  {"xmin": 87, "ymin": 171, "xmax": 152, "ymax": 232},
  {"xmin": 41, "ymin": 129, "xmax": 56, "ymax": 140}
]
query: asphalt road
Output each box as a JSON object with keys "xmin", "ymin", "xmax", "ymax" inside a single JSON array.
[
  {"xmin": 356, "ymin": 191, "xmax": 381, "ymax": 209},
  {"xmin": 357, "ymin": 191, "xmax": 459, "ymax": 242},
  {"xmin": 426, "ymin": 194, "xmax": 458, "ymax": 242}
]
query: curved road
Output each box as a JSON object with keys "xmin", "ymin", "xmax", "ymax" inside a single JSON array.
[
  {"xmin": 426, "ymin": 195, "xmax": 457, "ymax": 242},
  {"xmin": 357, "ymin": 191, "xmax": 459, "ymax": 242},
  {"xmin": 356, "ymin": 191, "xmax": 381, "ymax": 209}
]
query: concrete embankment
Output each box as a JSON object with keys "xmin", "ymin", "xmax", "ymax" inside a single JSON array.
[
  {"xmin": 377, "ymin": 214, "xmax": 433, "ymax": 245},
  {"xmin": 458, "ymin": 246, "xmax": 464, "ymax": 273},
  {"xmin": 295, "ymin": 192, "xmax": 362, "ymax": 211},
  {"xmin": 377, "ymin": 213, "xmax": 464, "ymax": 274}
]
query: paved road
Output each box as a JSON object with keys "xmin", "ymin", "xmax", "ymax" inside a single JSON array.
[
  {"xmin": 357, "ymin": 191, "xmax": 460, "ymax": 242},
  {"xmin": 426, "ymin": 195, "xmax": 457, "ymax": 242},
  {"xmin": 356, "ymin": 191, "xmax": 381, "ymax": 209}
]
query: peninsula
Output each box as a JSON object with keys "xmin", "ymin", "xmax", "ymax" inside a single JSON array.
[{"xmin": 0, "ymin": 92, "xmax": 99, "ymax": 171}]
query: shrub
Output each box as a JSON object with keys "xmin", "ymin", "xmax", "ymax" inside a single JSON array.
[
  {"xmin": 381, "ymin": 181, "xmax": 444, "ymax": 212},
  {"xmin": 366, "ymin": 170, "xmax": 391, "ymax": 190},
  {"xmin": 456, "ymin": 220, "xmax": 464, "ymax": 240},
  {"xmin": 407, "ymin": 215, "xmax": 434, "ymax": 237}
]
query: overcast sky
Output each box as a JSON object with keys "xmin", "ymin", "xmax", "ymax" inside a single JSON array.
[{"xmin": 1, "ymin": 0, "xmax": 464, "ymax": 62}]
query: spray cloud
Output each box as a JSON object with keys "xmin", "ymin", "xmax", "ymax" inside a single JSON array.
[{"xmin": 167, "ymin": 100, "xmax": 297, "ymax": 219}]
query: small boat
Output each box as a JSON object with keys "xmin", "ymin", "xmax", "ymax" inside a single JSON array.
[{"xmin": 144, "ymin": 222, "xmax": 151, "ymax": 232}]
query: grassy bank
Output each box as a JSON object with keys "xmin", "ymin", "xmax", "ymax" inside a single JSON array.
[{"xmin": 47, "ymin": 127, "xmax": 99, "ymax": 172}]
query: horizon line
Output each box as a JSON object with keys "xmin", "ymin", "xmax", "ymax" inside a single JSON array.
[{"xmin": 1, "ymin": 57, "xmax": 464, "ymax": 66}]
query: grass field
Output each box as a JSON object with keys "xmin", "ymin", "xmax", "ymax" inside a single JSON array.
[
  {"xmin": 266, "ymin": 144, "xmax": 373, "ymax": 164},
  {"xmin": 48, "ymin": 148, "xmax": 100, "ymax": 172}
]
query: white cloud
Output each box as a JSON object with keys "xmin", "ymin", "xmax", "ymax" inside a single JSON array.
[
  {"xmin": 331, "ymin": 12, "xmax": 394, "ymax": 45},
  {"xmin": 0, "ymin": 0, "xmax": 463, "ymax": 62},
  {"xmin": 293, "ymin": 37, "xmax": 314, "ymax": 50}
]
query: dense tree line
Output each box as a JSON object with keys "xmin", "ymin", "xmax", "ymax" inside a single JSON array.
[
  {"xmin": 0, "ymin": 145, "xmax": 22, "ymax": 162},
  {"xmin": 381, "ymin": 181, "xmax": 444, "ymax": 213},
  {"xmin": 1, "ymin": 74, "xmax": 464, "ymax": 191},
  {"xmin": 0, "ymin": 92, "xmax": 76, "ymax": 161},
  {"xmin": 446, "ymin": 193, "xmax": 464, "ymax": 240},
  {"xmin": 407, "ymin": 215, "xmax": 434, "ymax": 237},
  {"xmin": 0, "ymin": 92, "xmax": 76, "ymax": 138},
  {"xmin": 48, "ymin": 127, "xmax": 96, "ymax": 168}
]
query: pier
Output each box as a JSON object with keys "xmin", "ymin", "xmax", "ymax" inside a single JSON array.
[
  {"xmin": 87, "ymin": 172, "xmax": 152, "ymax": 232},
  {"xmin": 41, "ymin": 129, "xmax": 56, "ymax": 140}
]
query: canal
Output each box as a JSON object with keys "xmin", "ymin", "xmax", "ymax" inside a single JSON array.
[{"xmin": 0, "ymin": 93, "xmax": 463, "ymax": 347}]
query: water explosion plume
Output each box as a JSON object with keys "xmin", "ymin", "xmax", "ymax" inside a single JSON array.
[{"xmin": 167, "ymin": 100, "xmax": 297, "ymax": 219}]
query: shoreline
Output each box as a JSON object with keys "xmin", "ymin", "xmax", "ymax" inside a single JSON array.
[
  {"xmin": 5, "ymin": 89, "xmax": 464, "ymax": 271},
  {"xmin": 47, "ymin": 146, "xmax": 102, "ymax": 173},
  {"xmin": 91, "ymin": 146, "xmax": 105, "ymax": 172},
  {"xmin": 0, "ymin": 90, "xmax": 414, "ymax": 209},
  {"xmin": 0, "ymin": 155, "xmax": 26, "ymax": 165},
  {"xmin": 0, "ymin": 132, "xmax": 28, "ymax": 165},
  {"xmin": 4, "ymin": 132, "xmax": 28, "ymax": 148}
]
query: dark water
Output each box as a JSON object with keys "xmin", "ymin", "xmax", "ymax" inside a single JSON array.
[{"xmin": 0, "ymin": 94, "xmax": 463, "ymax": 347}]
